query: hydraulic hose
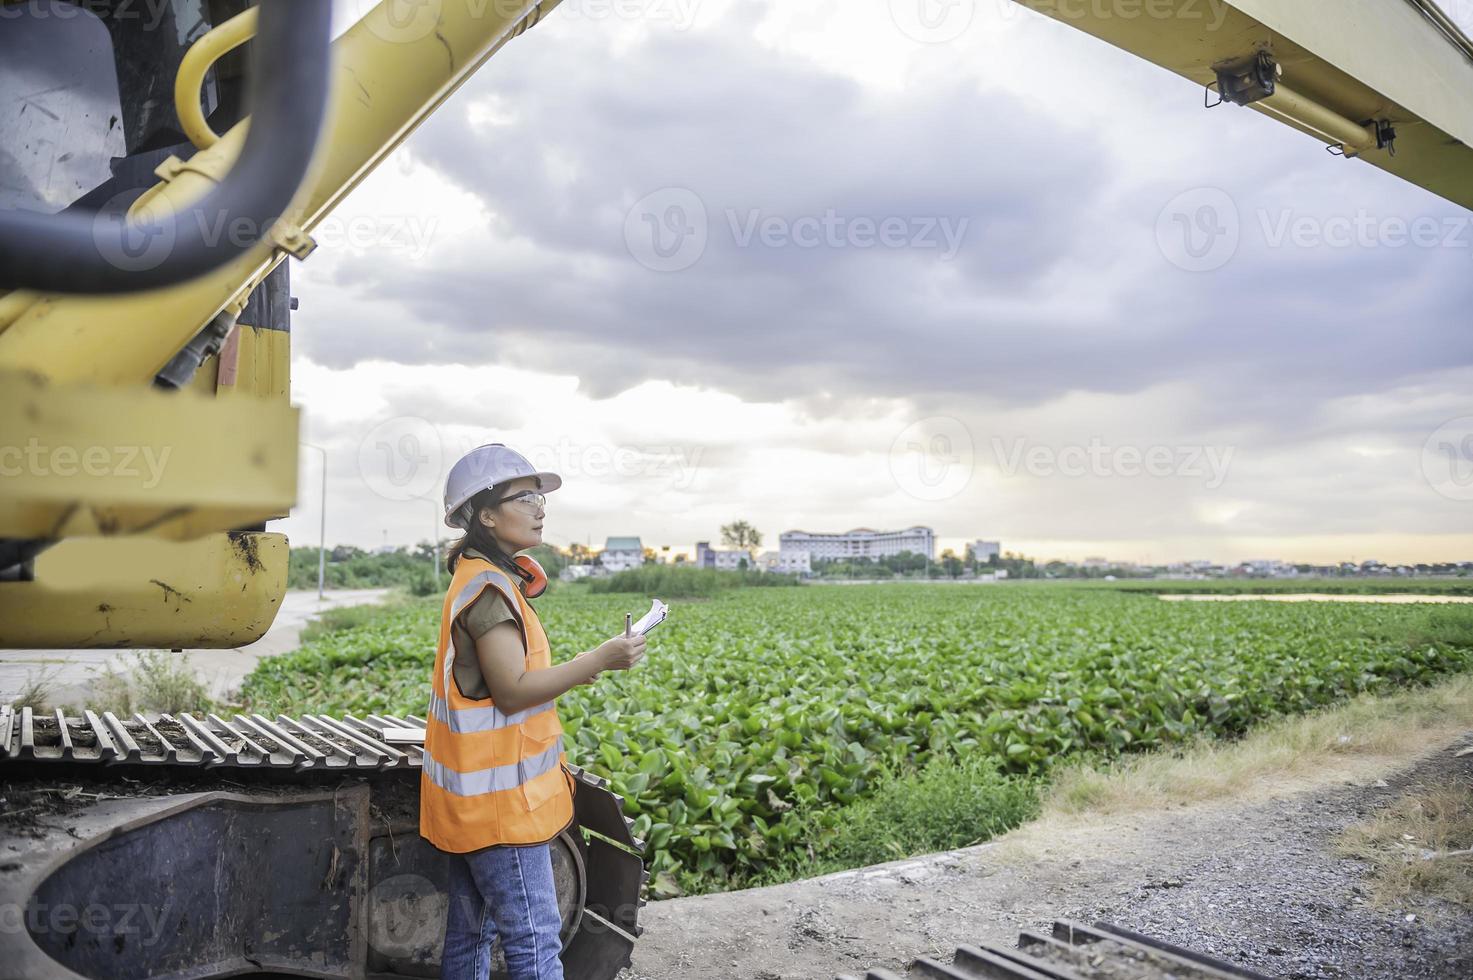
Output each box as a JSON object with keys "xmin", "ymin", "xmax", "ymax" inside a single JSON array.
[{"xmin": 0, "ymin": 0, "xmax": 333, "ymax": 295}]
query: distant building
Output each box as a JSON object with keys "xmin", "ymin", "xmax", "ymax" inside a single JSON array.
[
  {"xmin": 695, "ymin": 541, "xmax": 750, "ymax": 570},
  {"xmin": 600, "ymin": 536, "xmax": 644, "ymax": 573},
  {"xmin": 1244, "ymin": 559, "xmax": 1296, "ymax": 578},
  {"xmin": 560, "ymin": 564, "xmax": 593, "ymax": 582},
  {"xmin": 756, "ymin": 549, "xmax": 811, "ymax": 574},
  {"xmin": 972, "ymin": 540, "xmax": 1001, "ymax": 562},
  {"xmin": 780, "ymin": 526, "xmax": 935, "ymax": 563}
]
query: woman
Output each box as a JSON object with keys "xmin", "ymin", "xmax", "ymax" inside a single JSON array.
[{"xmin": 421, "ymin": 443, "xmax": 646, "ymax": 980}]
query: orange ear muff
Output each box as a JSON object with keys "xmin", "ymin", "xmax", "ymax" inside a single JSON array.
[{"xmin": 515, "ymin": 555, "xmax": 549, "ymax": 598}]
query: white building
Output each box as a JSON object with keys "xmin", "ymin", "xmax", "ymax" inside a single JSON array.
[
  {"xmin": 779, "ymin": 526, "xmax": 935, "ymax": 563},
  {"xmin": 600, "ymin": 536, "xmax": 644, "ymax": 573},
  {"xmin": 560, "ymin": 564, "xmax": 594, "ymax": 582},
  {"xmin": 695, "ymin": 541, "xmax": 751, "ymax": 570},
  {"xmin": 756, "ymin": 549, "xmax": 811, "ymax": 574},
  {"xmin": 1244, "ymin": 559, "xmax": 1297, "ymax": 578},
  {"xmin": 971, "ymin": 540, "xmax": 1001, "ymax": 562}
]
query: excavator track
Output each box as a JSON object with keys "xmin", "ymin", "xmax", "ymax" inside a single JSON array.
[
  {"xmin": 0, "ymin": 706, "xmax": 646, "ymax": 980},
  {"xmin": 841, "ymin": 920, "xmax": 1275, "ymax": 980}
]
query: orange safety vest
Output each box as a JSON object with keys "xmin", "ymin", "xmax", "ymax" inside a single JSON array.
[{"xmin": 419, "ymin": 553, "xmax": 577, "ymax": 852}]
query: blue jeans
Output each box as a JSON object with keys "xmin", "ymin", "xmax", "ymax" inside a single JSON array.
[{"xmin": 441, "ymin": 841, "xmax": 565, "ymax": 980}]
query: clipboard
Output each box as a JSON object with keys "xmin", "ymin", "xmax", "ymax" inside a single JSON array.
[{"xmin": 629, "ymin": 598, "xmax": 668, "ymax": 635}]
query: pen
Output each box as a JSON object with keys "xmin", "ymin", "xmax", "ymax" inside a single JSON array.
[{"xmin": 625, "ymin": 612, "xmax": 632, "ymax": 637}]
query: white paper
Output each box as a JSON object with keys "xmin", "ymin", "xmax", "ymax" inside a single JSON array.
[{"xmin": 630, "ymin": 598, "xmax": 668, "ymax": 635}]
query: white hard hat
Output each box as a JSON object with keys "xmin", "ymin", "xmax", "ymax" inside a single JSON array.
[{"xmin": 444, "ymin": 443, "xmax": 562, "ymax": 530}]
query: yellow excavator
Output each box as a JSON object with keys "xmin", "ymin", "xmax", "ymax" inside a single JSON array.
[{"xmin": 1, "ymin": 1, "xmax": 1469, "ymax": 978}]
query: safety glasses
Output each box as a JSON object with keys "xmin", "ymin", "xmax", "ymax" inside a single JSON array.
[{"xmin": 497, "ymin": 490, "xmax": 547, "ymax": 512}]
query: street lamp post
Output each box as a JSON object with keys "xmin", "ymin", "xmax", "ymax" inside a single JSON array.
[
  {"xmin": 303, "ymin": 443, "xmax": 327, "ymax": 601},
  {"xmin": 431, "ymin": 496, "xmax": 441, "ymax": 593}
]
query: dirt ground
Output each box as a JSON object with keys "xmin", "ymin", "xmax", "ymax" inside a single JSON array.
[{"xmin": 618, "ymin": 733, "xmax": 1473, "ymax": 980}]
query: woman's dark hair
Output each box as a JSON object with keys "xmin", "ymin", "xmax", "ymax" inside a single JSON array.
[{"xmin": 444, "ymin": 483, "xmax": 536, "ymax": 587}]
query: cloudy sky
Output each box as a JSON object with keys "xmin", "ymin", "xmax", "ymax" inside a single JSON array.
[{"xmin": 273, "ymin": 0, "xmax": 1473, "ymax": 565}]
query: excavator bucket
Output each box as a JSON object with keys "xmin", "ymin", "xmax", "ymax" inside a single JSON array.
[{"xmin": 0, "ymin": 708, "xmax": 645, "ymax": 980}]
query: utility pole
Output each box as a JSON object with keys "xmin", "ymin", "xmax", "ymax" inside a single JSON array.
[
  {"xmin": 431, "ymin": 496, "xmax": 441, "ymax": 592},
  {"xmin": 303, "ymin": 444, "xmax": 327, "ymax": 600}
]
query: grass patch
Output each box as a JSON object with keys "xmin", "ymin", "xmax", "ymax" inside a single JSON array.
[
  {"xmin": 1041, "ymin": 673, "xmax": 1473, "ymax": 819},
  {"xmin": 1338, "ymin": 779, "xmax": 1473, "ymax": 914},
  {"xmin": 88, "ymin": 650, "xmax": 214, "ymax": 716},
  {"xmin": 1405, "ymin": 607, "xmax": 1473, "ymax": 651},
  {"xmin": 700, "ymin": 754, "xmax": 1039, "ymax": 896},
  {"xmin": 817, "ymin": 755, "xmax": 1040, "ymax": 865},
  {"xmin": 14, "ymin": 666, "xmax": 58, "ymax": 711}
]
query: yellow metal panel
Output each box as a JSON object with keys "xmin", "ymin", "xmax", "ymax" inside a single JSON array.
[
  {"xmin": 0, "ymin": 0, "xmax": 562, "ymax": 385},
  {"xmin": 0, "ymin": 532, "xmax": 287, "ymax": 648},
  {"xmin": 216, "ymin": 325, "xmax": 292, "ymax": 402},
  {"xmin": 0, "ymin": 371, "xmax": 297, "ymax": 540}
]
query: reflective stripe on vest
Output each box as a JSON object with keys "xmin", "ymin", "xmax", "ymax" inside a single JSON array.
[
  {"xmin": 427, "ymin": 690, "xmax": 555, "ymax": 733},
  {"xmin": 422, "ymin": 735, "xmax": 565, "ymax": 797}
]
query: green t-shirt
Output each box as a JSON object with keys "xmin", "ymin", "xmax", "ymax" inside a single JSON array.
[{"xmin": 449, "ymin": 547, "xmax": 521, "ymax": 701}]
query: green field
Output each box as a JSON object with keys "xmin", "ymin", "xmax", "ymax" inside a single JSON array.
[
  {"xmin": 241, "ymin": 584, "xmax": 1473, "ymax": 895},
  {"xmin": 1090, "ymin": 577, "xmax": 1473, "ymax": 596}
]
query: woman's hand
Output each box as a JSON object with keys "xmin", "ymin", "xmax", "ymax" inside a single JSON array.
[{"xmin": 594, "ymin": 633, "xmax": 647, "ymax": 673}]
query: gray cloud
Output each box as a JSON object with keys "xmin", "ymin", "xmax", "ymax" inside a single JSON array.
[
  {"xmin": 301, "ymin": 4, "xmax": 1122, "ymax": 397},
  {"xmin": 296, "ymin": 1, "xmax": 1471, "ymax": 430}
]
